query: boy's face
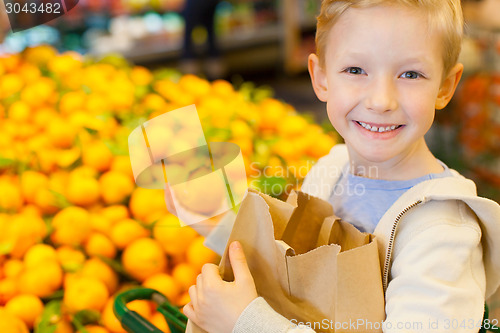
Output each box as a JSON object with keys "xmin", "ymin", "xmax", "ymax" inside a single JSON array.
[{"xmin": 309, "ymin": 5, "xmax": 463, "ymax": 168}]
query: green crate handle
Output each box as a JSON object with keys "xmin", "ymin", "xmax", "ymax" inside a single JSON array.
[{"xmin": 113, "ymin": 287, "xmax": 187, "ymax": 333}]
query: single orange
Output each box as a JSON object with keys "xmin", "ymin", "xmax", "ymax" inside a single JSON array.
[
  {"xmin": 56, "ymin": 147, "xmax": 82, "ymax": 169},
  {"xmin": 130, "ymin": 66, "xmax": 153, "ymax": 86},
  {"xmin": 81, "ymin": 257, "xmax": 119, "ymax": 294},
  {"xmin": 51, "ymin": 206, "xmax": 92, "ymax": 247},
  {"xmin": 186, "ymin": 237, "xmax": 218, "ymax": 271},
  {"xmin": 54, "ymin": 319, "xmax": 75, "ymax": 333},
  {"xmin": 0, "ymin": 307, "xmax": 29, "ymax": 333},
  {"xmin": 142, "ymin": 273, "xmax": 181, "ymax": 302},
  {"xmin": 65, "ymin": 172, "xmax": 100, "ymax": 207},
  {"xmin": 24, "ymin": 45, "xmax": 57, "ymax": 67},
  {"xmin": 176, "ymin": 290, "xmax": 191, "ymax": 307},
  {"xmin": 153, "ymin": 215, "xmax": 197, "ymax": 256},
  {"xmin": 122, "ymin": 238, "xmax": 167, "ymax": 282},
  {"xmin": 0, "ymin": 278, "xmax": 18, "ymax": 305},
  {"xmin": 46, "ymin": 117, "xmax": 77, "ymax": 149},
  {"xmin": 20, "ymin": 170, "xmax": 49, "ymax": 204},
  {"xmin": 101, "ymin": 297, "xmax": 127, "ymax": 333},
  {"xmin": 63, "ymin": 276, "xmax": 109, "ymax": 313},
  {"xmin": 110, "ymin": 156, "xmax": 134, "ymax": 181},
  {"xmin": 84, "ymin": 232, "xmax": 117, "ymax": 259},
  {"xmin": 211, "ymin": 79, "xmax": 235, "ymax": 98},
  {"xmin": 9, "ymin": 101, "xmax": 31, "ymax": 123},
  {"xmin": 59, "ymin": 91, "xmax": 87, "ymax": 115},
  {"xmin": 127, "ymin": 300, "xmax": 153, "ymax": 320},
  {"xmin": 56, "ymin": 246, "xmax": 85, "ymax": 272},
  {"xmin": 129, "ymin": 188, "xmax": 169, "ymax": 224},
  {"xmin": 110, "ymin": 219, "xmax": 150, "ymax": 250},
  {"xmin": 4, "ymin": 213, "xmax": 47, "ymax": 259},
  {"xmin": 23, "ymin": 243, "xmax": 58, "ymax": 268},
  {"xmin": 100, "ymin": 205, "xmax": 130, "ymax": 224},
  {"xmin": 82, "ymin": 141, "xmax": 114, "ymax": 172},
  {"xmin": 0, "ymin": 73, "xmax": 24, "ymax": 98},
  {"xmin": 18, "ymin": 261, "xmax": 63, "ymax": 297},
  {"xmin": 178, "ymin": 74, "xmax": 211, "ymax": 99},
  {"xmin": 99, "ymin": 171, "xmax": 135, "ymax": 205},
  {"xmin": 5, "ymin": 293, "xmax": 44, "ymax": 329},
  {"xmin": 142, "ymin": 93, "xmax": 167, "ymax": 112},
  {"xmin": 150, "ymin": 312, "xmax": 171, "ymax": 333},
  {"xmin": 307, "ymin": 134, "xmax": 336, "ymax": 159},
  {"xmin": 20, "ymin": 77, "xmax": 55, "ymax": 107},
  {"xmin": 17, "ymin": 63, "xmax": 41, "ymax": 83},
  {"xmin": 88, "ymin": 214, "xmax": 113, "ymax": 237},
  {"xmin": 171, "ymin": 263, "xmax": 197, "ymax": 292},
  {"xmin": 258, "ymin": 98, "xmax": 288, "ymax": 131},
  {"xmin": 0, "ymin": 180, "xmax": 23, "ymax": 212},
  {"xmin": 3, "ymin": 259, "xmax": 24, "ymax": 278}
]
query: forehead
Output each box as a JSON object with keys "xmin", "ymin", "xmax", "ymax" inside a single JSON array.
[{"xmin": 324, "ymin": 5, "xmax": 441, "ymax": 65}]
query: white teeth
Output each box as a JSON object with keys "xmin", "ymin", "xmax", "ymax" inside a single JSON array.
[{"xmin": 357, "ymin": 121, "xmax": 401, "ymax": 133}]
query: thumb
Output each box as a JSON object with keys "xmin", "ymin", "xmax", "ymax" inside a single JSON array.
[{"xmin": 229, "ymin": 241, "xmax": 252, "ymax": 283}]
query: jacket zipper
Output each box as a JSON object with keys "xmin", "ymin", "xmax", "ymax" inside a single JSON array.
[{"xmin": 382, "ymin": 200, "xmax": 423, "ymax": 293}]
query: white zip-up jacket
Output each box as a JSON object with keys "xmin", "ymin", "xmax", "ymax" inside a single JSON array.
[{"xmin": 205, "ymin": 144, "xmax": 500, "ymax": 333}]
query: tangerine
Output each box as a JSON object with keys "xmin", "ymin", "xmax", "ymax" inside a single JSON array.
[
  {"xmin": 18, "ymin": 261, "xmax": 63, "ymax": 297},
  {"xmin": 81, "ymin": 258, "xmax": 119, "ymax": 294},
  {"xmin": 122, "ymin": 238, "xmax": 167, "ymax": 282},
  {"xmin": 153, "ymin": 214, "xmax": 197, "ymax": 256},
  {"xmin": 110, "ymin": 219, "xmax": 149, "ymax": 250},
  {"xmin": 142, "ymin": 273, "xmax": 181, "ymax": 302},
  {"xmin": 186, "ymin": 237, "xmax": 218, "ymax": 271},
  {"xmin": 82, "ymin": 141, "xmax": 114, "ymax": 172},
  {"xmin": 84, "ymin": 232, "xmax": 117, "ymax": 259},
  {"xmin": 0, "ymin": 307, "xmax": 29, "ymax": 333},
  {"xmin": 63, "ymin": 276, "xmax": 109, "ymax": 313},
  {"xmin": 171, "ymin": 263, "xmax": 197, "ymax": 291},
  {"xmin": 5, "ymin": 294, "xmax": 44, "ymax": 329},
  {"xmin": 99, "ymin": 171, "xmax": 134, "ymax": 205},
  {"xmin": 51, "ymin": 206, "xmax": 92, "ymax": 246}
]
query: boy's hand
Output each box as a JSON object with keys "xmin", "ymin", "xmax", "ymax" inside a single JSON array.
[{"xmin": 183, "ymin": 241, "xmax": 258, "ymax": 333}]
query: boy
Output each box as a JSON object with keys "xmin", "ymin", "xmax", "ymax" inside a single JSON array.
[{"xmin": 180, "ymin": 1, "xmax": 500, "ymax": 332}]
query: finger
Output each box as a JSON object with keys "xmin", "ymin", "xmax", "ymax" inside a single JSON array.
[
  {"xmin": 229, "ymin": 241, "xmax": 252, "ymax": 283},
  {"xmin": 196, "ymin": 273, "xmax": 203, "ymax": 289},
  {"xmin": 188, "ymin": 285, "xmax": 197, "ymax": 310},
  {"xmin": 201, "ymin": 263, "xmax": 220, "ymax": 279},
  {"xmin": 183, "ymin": 302, "xmax": 200, "ymax": 326}
]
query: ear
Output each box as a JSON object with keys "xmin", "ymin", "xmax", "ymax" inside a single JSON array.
[
  {"xmin": 435, "ymin": 63, "xmax": 464, "ymax": 110},
  {"xmin": 308, "ymin": 53, "xmax": 329, "ymax": 102}
]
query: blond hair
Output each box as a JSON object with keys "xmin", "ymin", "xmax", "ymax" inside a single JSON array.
[{"xmin": 316, "ymin": 0, "xmax": 464, "ymax": 76}]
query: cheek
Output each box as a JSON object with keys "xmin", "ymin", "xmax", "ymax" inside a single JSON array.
[
  {"xmin": 404, "ymin": 92, "xmax": 437, "ymax": 128},
  {"xmin": 325, "ymin": 84, "xmax": 359, "ymax": 118}
]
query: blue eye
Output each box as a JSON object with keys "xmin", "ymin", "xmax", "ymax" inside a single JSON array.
[
  {"xmin": 344, "ymin": 67, "xmax": 365, "ymax": 75},
  {"xmin": 401, "ymin": 71, "xmax": 421, "ymax": 79}
]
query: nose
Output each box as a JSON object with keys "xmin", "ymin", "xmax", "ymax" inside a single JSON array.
[{"xmin": 364, "ymin": 76, "xmax": 398, "ymax": 112}]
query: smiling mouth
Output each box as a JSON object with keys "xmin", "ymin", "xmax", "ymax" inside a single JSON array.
[{"xmin": 355, "ymin": 121, "xmax": 404, "ymax": 133}]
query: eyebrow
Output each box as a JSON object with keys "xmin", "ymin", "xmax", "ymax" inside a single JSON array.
[{"xmin": 342, "ymin": 52, "xmax": 432, "ymax": 67}]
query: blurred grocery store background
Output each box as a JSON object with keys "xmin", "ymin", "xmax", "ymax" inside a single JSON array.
[
  {"xmin": 0, "ymin": 0, "xmax": 498, "ymax": 199},
  {"xmin": 0, "ymin": 1, "xmax": 499, "ymax": 331}
]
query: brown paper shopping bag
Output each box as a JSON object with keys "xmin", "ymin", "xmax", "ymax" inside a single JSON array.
[{"xmin": 186, "ymin": 188, "xmax": 385, "ymax": 333}]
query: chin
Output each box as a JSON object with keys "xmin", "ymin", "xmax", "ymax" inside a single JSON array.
[{"xmin": 353, "ymin": 144, "xmax": 399, "ymax": 164}]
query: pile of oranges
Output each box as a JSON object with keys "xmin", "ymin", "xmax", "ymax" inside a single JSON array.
[{"xmin": 0, "ymin": 45, "xmax": 337, "ymax": 332}]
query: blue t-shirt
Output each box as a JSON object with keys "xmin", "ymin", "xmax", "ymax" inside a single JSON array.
[{"xmin": 328, "ymin": 162, "xmax": 453, "ymax": 233}]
